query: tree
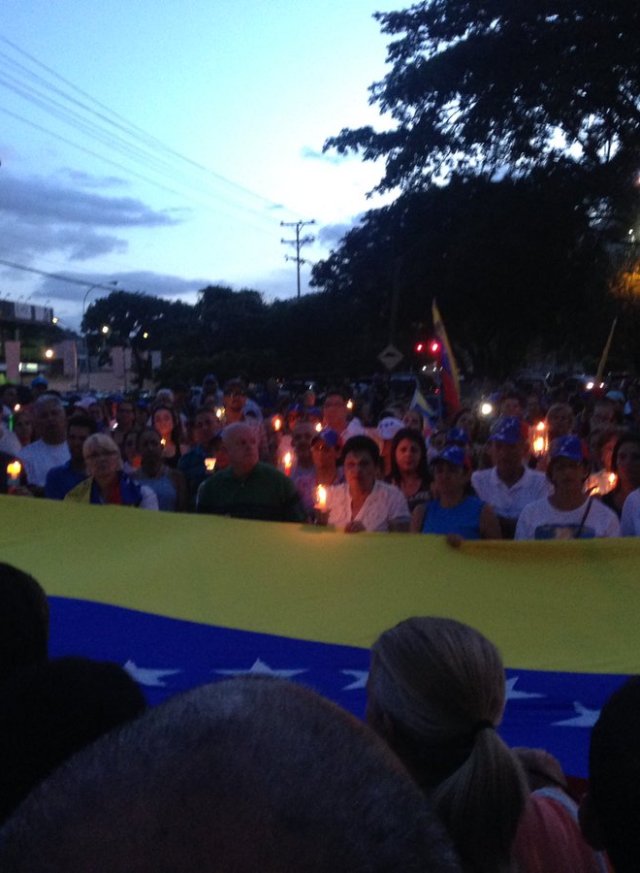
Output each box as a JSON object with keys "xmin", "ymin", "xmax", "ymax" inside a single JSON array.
[
  {"xmin": 83, "ymin": 291, "xmax": 193, "ymax": 387},
  {"xmin": 312, "ymin": 172, "xmax": 614, "ymax": 377},
  {"xmin": 327, "ymin": 1, "xmax": 640, "ymax": 196}
]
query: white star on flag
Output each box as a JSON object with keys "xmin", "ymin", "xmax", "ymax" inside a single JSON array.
[
  {"xmin": 124, "ymin": 660, "xmax": 182, "ymax": 688},
  {"xmin": 553, "ymin": 702, "xmax": 601, "ymax": 728},
  {"xmin": 215, "ymin": 658, "xmax": 307, "ymax": 679},
  {"xmin": 506, "ymin": 677, "xmax": 545, "ymax": 700},
  {"xmin": 341, "ymin": 670, "xmax": 369, "ymax": 691}
]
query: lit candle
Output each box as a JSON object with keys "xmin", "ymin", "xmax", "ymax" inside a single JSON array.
[
  {"xmin": 6, "ymin": 460, "xmax": 21, "ymax": 491},
  {"xmin": 315, "ymin": 484, "xmax": 327, "ymax": 510},
  {"xmin": 13, "ymin": 403, "xmax": 21, "ymax": 413},
  {"xmin": 160, "ymin": 437, "xmax": 166, "ymax": 447},
  {"xmin": 204, "ymin": 457, "xmax": 217, "ymax": 473},
  {"xmin": 215, "ymin": 407, "xmax": 224, "ymax": 420},
  {"xmin": 273, "ymin": 415, "xmax": 282, "ymax": 432},
  {"xmin": 283, "ymin": 451, "xmax": 293, "ymax": 475},
  {"xmin": 533, "ymin": 421, "xmax": 547, "ymax": 456},
  {"xmin": 346, "ymin": 399, "xmax": 354, "ymax": 411},
  {"xmin": 315, "ymin": 422, "xmax": 322, "ymax": 433},
  {"xmin": 607, "ymin": 472, "xmax": 618, "ymax": 491}
]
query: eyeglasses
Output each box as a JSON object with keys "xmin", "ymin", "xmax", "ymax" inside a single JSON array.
[{"xmin": 85, "ymin": 450, "xmax": 119, "ymax": 460}]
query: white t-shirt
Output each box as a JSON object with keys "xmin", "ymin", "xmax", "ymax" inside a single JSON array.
[
  {"xmin": 0, "ymin": 425, "xmax": 21, "ymax": 457},
  {"xmin": 20, "ymin": 439, "xmax": 71, "ymax": 487},
  {"xmin": 471, "ymin": 465, "xmax": 552, "ymax": 520},
  {"xmin": 515, "ymin": 497, "xmax": 620, "ymax": 540},
  {"xmin": 326, "ymin": 480, "xmax": 410, "ymax": 532},
  {"xmin": 621, "ymin": 489, "xmax": 640, "ymax": 536}
]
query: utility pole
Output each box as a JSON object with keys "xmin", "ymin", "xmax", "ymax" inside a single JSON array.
[{"xmin": 280, "ymin": 219, "xmax": 316, "ymax": 299}]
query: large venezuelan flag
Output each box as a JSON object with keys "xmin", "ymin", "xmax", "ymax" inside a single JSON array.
[{"xmin": 2, "ymin": 495, "xmax": 638, "ymax": 780}]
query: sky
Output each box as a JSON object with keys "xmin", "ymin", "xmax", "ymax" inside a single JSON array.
[{"xmin": 0, "ymin": 0, "xmax": 405, "ymax": 330}]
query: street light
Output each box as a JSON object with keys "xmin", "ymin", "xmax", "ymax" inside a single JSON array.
[{"xmin": 79, "ymin": 280, "xmax": 118, "ymax": 390}]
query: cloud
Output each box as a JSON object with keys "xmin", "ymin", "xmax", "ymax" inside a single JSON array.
[
  {"xmin": 59, "ymin": 168, "xmax": 130, "ymax": 189},
  {"xmin": 27, "ymin": 270, "xmax": 208, "ymax": 304},
  {"xmin": 0, "ymin": 174, "xmax": 178, "ymax": 228},
  {"xmin": 316, "ymin": 217, "xmax": 362, "ymax": 247},
  {"xmin": 0, "ymin": 171, "xmax": 184, "ymax": 264},
  {"xmin": 300, "ymin": 145, "xmax": 345, "ymax": 165}
]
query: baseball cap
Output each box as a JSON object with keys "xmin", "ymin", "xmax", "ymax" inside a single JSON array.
[
  {"xmin": 377, "ymin": 416, "xmax": 404, "ymax": 442},
  {"xmin": 430, "ymin": 445, "xmax": 466, "ymax": 468},
  {"xmin": 488, "ymin": 416, "xmax": 527, "ymax": 445},
  {"xmin": 549, "ymin": 435, "xmax": 584, "ymax": 463},
  {"xmin": 311, "ymin": 427, "xmax": 339, "ymax": 449}
]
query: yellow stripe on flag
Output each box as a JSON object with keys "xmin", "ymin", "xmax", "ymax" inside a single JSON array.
[{"xmin": 2, "ymin": 495, "xmax": 638, "ymax": 675}]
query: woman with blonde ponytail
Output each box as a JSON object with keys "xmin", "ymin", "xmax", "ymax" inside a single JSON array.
[{"xmin": 367, "ymin": 617, "xmax": 528, "ymax": 873}]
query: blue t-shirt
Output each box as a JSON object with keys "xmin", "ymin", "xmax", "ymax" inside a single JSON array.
[
  {"xmin": 421, "ymin": 495, "xmax": 485, "ymax": 540},
  {"xmin": 45, "ymin": 461, "xmax": 87, "ymax": 500}
]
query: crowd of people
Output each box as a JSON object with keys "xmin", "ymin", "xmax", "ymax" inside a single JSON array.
[
  {"xmin": 0, "ymin": 560, "xmax": 637, "ymax": 871},
  {"xmin": 2, "ymin": 371, "xmax": 640, "ymax": 539}
]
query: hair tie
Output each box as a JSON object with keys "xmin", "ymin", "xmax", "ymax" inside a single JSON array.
[{"xmin": 473, "ymin": 720, "xmax": 494, "ymax": 737}]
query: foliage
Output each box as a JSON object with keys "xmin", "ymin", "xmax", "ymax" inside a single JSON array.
[
  {"xmin": 311, "ymin": 171, "xmax": 615, "ymax": 377},
  {"xmin": 326, "ymin": 0, "xmax": 640, "ymax": 193}
]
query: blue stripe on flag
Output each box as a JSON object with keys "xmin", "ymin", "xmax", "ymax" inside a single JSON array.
[{"xmin": 48, "ymin": 597, "xmax": 626, "ymax": 780}]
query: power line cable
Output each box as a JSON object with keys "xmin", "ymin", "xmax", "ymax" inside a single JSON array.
[{"xmin": 0, "ymin": 35, "xmax": 303, "ymax": 216}]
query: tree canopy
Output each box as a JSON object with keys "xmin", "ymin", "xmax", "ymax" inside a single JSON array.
[{"xmin": 326, "ymin": 1, "xmax": 640, "ymax": 193}]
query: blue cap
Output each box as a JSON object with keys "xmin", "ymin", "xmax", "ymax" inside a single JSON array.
[
  {"xmin": 312, "ymin": 427, "xmax": 339, "ymax": 448},
  {"xmin": 550, "ymin": 435, "xmax": 584, "ymax": 463},
  {"xmin": 31, "ymin": 374, "xmax": 48, "ymax": 387},
  {"xmin": 431, "ymin": 445, "xmax": 466, "ymax": 468},
  {"xmin": 488, "ymin": 416, "xmax": 525, "ymax": 445},
  {"xmin": 447, "ymin": 427, "xmax": 469, "ymax": 446}
]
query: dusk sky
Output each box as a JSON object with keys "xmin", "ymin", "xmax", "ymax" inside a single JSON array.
[{"xmin": 0, "ymin": 1, "xmax": 405, "ymax": 329}]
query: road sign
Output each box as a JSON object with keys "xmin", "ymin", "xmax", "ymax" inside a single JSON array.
[{"xmin": 378, "ymin": 344, "xmax": 404, "ymax": 371}]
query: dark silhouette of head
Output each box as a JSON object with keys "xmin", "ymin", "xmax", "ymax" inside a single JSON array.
[{"xmin": 0, "ymin": 676, "xmax": 460, "ymax": 873}]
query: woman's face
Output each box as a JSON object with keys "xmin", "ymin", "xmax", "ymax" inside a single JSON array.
[
  {"xmin": 432, "ymin": 461, "xmax": 466, "ymax": 498},
  {"xmin": 123, "ymin": 431, "xmax": 139, "ymax": 462},
  {"xmin": 13, "ymin": 413, "xmax": 34, "ymax": 446},
  {"xmin": 395, "ymin": 438, "xmax": 422, "ymax": 475},
  {"xmin": 616, "ymin": 442, "xmax": 640, "ymax": 489},
  {"xmin": 84, "ymin": 443, "xmax": 120, "ymax": 484},
  {"xmin": 153, "ymin": 408, "xmax": 174, "ymax": 439}
]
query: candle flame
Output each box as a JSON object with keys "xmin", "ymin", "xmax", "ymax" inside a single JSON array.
[
  {"xmin": 160, "ymin": 437, "xmax": 166, "ymax": 447},
  {"xmin": 283, "ymin": 451, "xmax": 292, "ymax": 470},
  {"xmin": 536, "ymin": 421, "xmax": 546, "ymax": 432},
  {"xmin": 204, "ymin": 457, "xmax": 217, "ymax": 472},
  {"xmin": 315, "ymin": 422, "xmax": 322, "ymax": 432},
  {"xmin": 346, "ymin": 399, "xmax": 354, "ymax": 411},
  {"xmin": 7, "ymin": 460, "xmax": 22, "ymax": 478},
  {"xmin": 273, "ymin": 416, "xmax": 282, "ymax": 432},
  {"xmin": 315, "ymin": 484, "xmax": 327, "ymax": 509}
]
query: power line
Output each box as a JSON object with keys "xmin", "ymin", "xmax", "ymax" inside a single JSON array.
[
  {"xmin": 0, "ymin": 36, "xmax": 304, "ymax": 219},
  {"xmin": 0, "ymin": 256, "xmax": 126, "ymax": 293}
]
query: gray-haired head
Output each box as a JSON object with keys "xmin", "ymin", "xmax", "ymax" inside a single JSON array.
[{"xmin": 0, "ymin": 676, "xmax": 460, "ymax": 873}]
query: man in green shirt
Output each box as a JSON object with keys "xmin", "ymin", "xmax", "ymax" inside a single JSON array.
[{"xmin": 196, "ymin": 422, "xmax": 305, "ymax": 523}]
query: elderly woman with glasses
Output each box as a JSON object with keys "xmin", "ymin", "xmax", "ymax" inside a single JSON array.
[{"xmin": 64, "ymin": 434, "xmax": 158, "ymax": 509}]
